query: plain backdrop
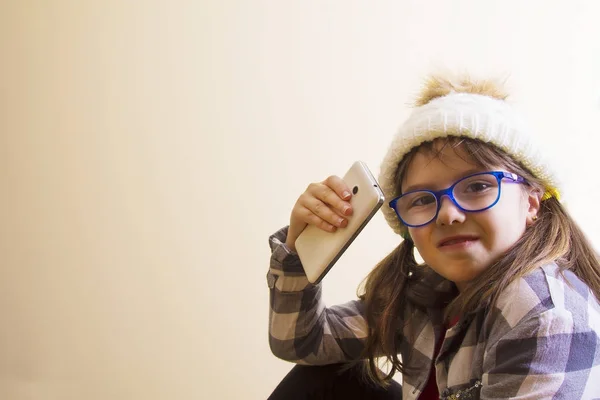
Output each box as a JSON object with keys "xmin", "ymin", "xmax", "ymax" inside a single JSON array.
[{"xmin": 1, "ymin": 1, "xmax": 600, "ymax": 399}]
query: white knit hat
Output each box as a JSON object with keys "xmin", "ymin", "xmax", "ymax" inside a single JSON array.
[{"xmin": 379, "ymin": 92, "xmax": 561, "ymax": 236}]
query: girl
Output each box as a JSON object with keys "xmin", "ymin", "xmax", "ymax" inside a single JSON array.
[{"xmin": 266, "ymin": 76, "xmax": 600, "ymax": 399}]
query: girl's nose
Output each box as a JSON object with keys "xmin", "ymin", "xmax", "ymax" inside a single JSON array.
[{"xmin": 435, "ymin": 196, "xmax": 466, "ymax": 226}]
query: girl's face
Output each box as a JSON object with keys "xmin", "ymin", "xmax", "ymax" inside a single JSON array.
[{"xmin": 402, "ymin": 144, "xmax": 540, "ymax": 291}]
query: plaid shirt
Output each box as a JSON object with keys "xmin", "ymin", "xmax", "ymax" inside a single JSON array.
[{"xmin": 267, "ymin": 227, "xmax": 600, "ymax": 400}]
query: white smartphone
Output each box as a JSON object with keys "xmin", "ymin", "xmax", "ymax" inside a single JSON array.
[{"xmin": 295, "ymin": 161, "xmax": 385, "ymax": 284}]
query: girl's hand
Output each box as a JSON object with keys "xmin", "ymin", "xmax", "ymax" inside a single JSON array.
[{"xmin": 285, "ymin": 175, "xmax": 354, "ymax": 252}]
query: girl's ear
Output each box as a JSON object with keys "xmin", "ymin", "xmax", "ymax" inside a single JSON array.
[{"xmin": 525, "ymin": 187, "xmax": 542, "ymax": 226}]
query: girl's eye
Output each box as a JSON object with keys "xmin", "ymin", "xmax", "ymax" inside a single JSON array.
[
  {"xmin": 411, "ymin": 195, "xmax": 435, "ymax": 207},
  {"xmin": 466, "ymin": 182, "xmax": 491, "ymax": 193}
]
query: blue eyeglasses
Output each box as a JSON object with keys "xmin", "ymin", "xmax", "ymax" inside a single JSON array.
[{"xmin": 389, "ymin": 171, "xmax": 526, "ymax": 228}]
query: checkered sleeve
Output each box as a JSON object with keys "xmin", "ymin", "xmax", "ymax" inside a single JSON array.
[
  {"xmin": 267, "ymin": 226, "xmax": 368, "ymax": 365},
  {"xmin": 481, "ymin": 268, "xmax": 600, "ymax": 399},
  {"xmin": 482, "ymin": 311, "xmax": 600, "ymax": 399}
]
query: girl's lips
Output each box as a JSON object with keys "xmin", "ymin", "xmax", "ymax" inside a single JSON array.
[
  {"xmin": 437, "ymin": 236, "xmax": 479, "ymax": 247},
  {"xmin": 438, "ymin": 239, "xmax": 478, "ymax": 251}
]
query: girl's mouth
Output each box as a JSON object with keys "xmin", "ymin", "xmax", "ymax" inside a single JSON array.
[{"xmin": 438, "ymin": 236, "xmax": 479, "ymax": 248}]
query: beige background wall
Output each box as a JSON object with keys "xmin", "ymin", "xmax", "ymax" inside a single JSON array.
[{"xmin": 1, "ymin": 1, "xmax": 599, "ymax": 399}]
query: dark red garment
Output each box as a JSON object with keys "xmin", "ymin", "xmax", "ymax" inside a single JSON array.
[{"xmin": 418, "ymin": 317, "xmax": 460, "ymax": 400}]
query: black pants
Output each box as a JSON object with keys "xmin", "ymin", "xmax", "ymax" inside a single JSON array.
[{"xmin": 268, "ymin": 363, "xmax": 403, "ymax": 400}]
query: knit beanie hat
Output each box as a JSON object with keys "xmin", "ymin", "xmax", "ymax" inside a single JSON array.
[{"xmin": 378, "ymin": 76, "xmax": 561, "ymax": 236}]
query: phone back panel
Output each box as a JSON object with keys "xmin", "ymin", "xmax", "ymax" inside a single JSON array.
[{"xmin": 295, "ymin": 161, "xmax": 384, "ymax": 284}]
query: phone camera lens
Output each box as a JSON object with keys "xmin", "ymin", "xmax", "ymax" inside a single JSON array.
[{"xmin": 352, "ymin": 186, "xmax": 359, "ymax": 195}]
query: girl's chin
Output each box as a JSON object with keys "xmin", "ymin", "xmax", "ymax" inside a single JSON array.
[{"xmin": 431, "ymin": 264, "xmax": 487, "ymax": 289}]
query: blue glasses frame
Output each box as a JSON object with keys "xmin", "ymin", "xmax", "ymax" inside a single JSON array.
[{"xmin": 389, "ymin": 171, "xmax": 526, "ymax": 228}]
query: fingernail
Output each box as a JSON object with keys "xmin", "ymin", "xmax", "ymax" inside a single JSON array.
[
  {"xmin": 342, "ymin": 191, "xmax": 351, "ymax": 199},
  {"xmin": 343, "ymin": 206, "xmax": 351, "ymax": 215},
  {"xmin": 338, "ymin": 218, "xmax": 345, "ymax": 227}
]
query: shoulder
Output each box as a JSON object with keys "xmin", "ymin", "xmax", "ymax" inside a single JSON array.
[
  {"xmin": 481, "ymin": 265, "xmax": 600, "ymax": 398},
  {"xmin": 488, "ymin": 263, "xmax": 600, "ymax": 342}
]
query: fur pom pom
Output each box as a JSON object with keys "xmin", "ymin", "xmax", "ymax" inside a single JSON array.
[{"xmin": 414, "ymin": 75, "xmax": 509, "ymax": 107}]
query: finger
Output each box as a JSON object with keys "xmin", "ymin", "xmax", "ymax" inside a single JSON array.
[
  {"xmin": 300, "ymin": 194, "xmax": 348, "ymax": 228},
  {"xmin": 303, "ymin": 210, "xmax": 338, "ymax": 232},
  {"xmin": 309, "ymin": 180, "xmax": 353, "ymax": 217},
  {"xmin": 324, "ymin": 175, "xmax": 352, "ymax": 201}
]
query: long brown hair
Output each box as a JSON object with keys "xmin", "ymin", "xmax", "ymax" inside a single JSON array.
[{"xmin": 358, "ymin": 136, "xmax": 600, "ymax": 386}]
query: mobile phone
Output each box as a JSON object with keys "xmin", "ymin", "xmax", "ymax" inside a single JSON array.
[{"xmin": 295, "ymin": 161, "xmax": 385, "ymax": 284}]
